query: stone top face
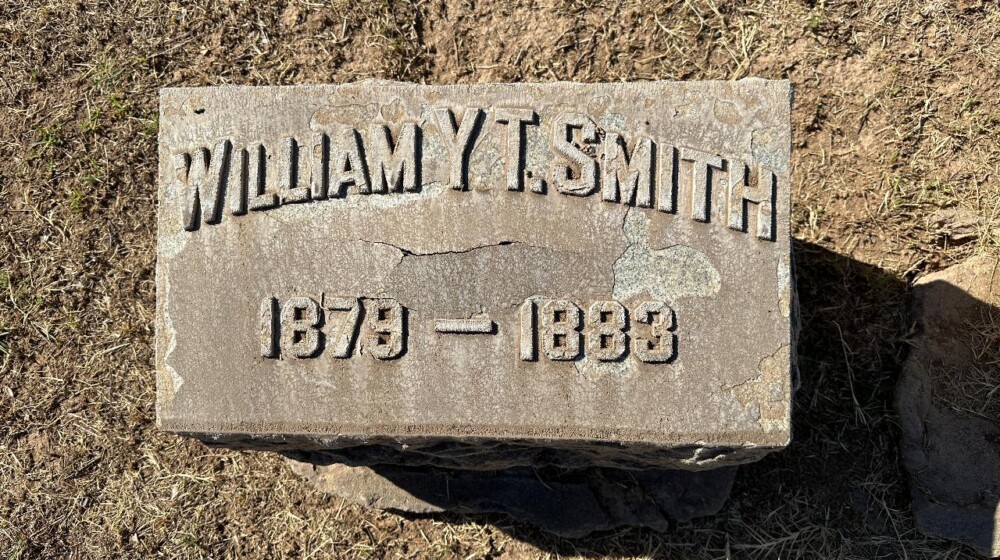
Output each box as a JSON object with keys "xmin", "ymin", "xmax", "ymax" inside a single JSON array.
[{"xmin": 155, "ymin": 80, "xmax": 793, "ymax": 457}]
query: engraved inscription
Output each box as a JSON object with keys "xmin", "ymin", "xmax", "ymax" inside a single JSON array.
[
  {"xmin": 518, "ymin": 298, "xmax": 538, "ymax": 361},
  {"xmin": 174, "ymin": 105, "xmax": 783, "ymax": 244},
  {"xmin": 229, "ymin": 146, "xmax": 249, "ymax": 216},
  {"xmin": 602, "ymin": 134, "xmax": 654, "ymax": 208},
  {"xmin": 279, "ymin": 296, "xmax": 322, "ymax": 359},
  {"xmin": 727, "ymin": 161, "xmax": 776, "ymax": 241},
  {"xmin": 434, "ymin": 318, "xmax": 495, "ymax": 334},
  {"xmin": 522, "ymin": 298, "xmax": 678, "ymax": 364},
  {"xmin": 365, "ymin": 298, "xmax": 406, "ymax": 360},
  {"xmin": 541, "ymin": 299, "xmax": 583, "ymax": 361},
  {"xmin": 325, "ymin": 297, "xmax": 362, "ymax": 358},
  {"xmin": 679, "ymin": 148, "xmax": 724, "ymax": 223},
  {"xmin": 330, "ymin": 128, "xmax": 370, "ymax": 196},
  {"xmin": 258, "ymin": 296, "xmax": 679, "ymax": 365},
  {"xmin": 261, "ymin": 296, "xmax": 406, "ymax": 360},
  {"xmin": 585, "ymin": 300, "xmax": 627, "ymax": 361},
  {"xmin": 550, "ymin": 112, "xmax": 599, "ymax": 197},
  {"xmin": 657, "ymin": 145, "xmax": 678, "ymax": 214},
  {"xmin": 278, "ymin": 137, "xmax": 311, "ymax": 204},
  {"xmin": 259, "ymin": 296, "xmax": 278, "ymax": 359},
  {"xmin": 633, "ymin": 301, "xmax": 677, "ymax": 363},
  {"xmin": 247, "ymin": 143, "xmax": 277, "ymax": 211},
  {"xmin": 495, "ymin": 108, "xmax": 543, "ymax": 193},
  {"xmin": 178, "ymin": 140, "xmax": 231, "ymax": 231},
  {"xmin": 368, "ymin": 124, "xmax": 419, "ymax": 193},
  {"xmin": 308, "ymin": 133, "xmax": 330, "ymax": 200},
  {"xmin": 435, "ymin": 107, "xmax": 485, "ymax": 191}
]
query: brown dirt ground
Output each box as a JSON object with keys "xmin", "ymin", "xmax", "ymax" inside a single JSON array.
[{"xmin": 1, "ymin": 1, "xmax": 999, "ymax": 558}]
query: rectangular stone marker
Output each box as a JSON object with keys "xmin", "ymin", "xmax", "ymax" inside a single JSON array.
[{"xmin": 156, "ymin": 80, "xmax": 794, "ymax": 470}]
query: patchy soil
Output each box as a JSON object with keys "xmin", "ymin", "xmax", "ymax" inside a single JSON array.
[{"xmin": 1, "ymin": 1, "xmax": 999, "ymax": 558}]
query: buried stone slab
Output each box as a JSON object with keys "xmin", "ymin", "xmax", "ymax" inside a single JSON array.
[
  {"xmin": 155, "ymin": 80, "xmax": 795, "ymax": 470},
  {"xmin": 285, "ymin": 453, "xmax": 737, "ymax": 537},
  {"xmin": 898, "ymin": 256, "xmax": 1000, "ymax": 557}
]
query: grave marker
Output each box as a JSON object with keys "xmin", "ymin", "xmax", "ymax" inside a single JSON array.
[{"xmin": 156, "ymin": 80, "xmax": 794, "ymax": 469}]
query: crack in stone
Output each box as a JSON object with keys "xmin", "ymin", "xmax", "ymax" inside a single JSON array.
[
  {"xmin": 359, "ymin": 239, "xmax": 519, "ymax": 257},
  {"xmin": 722, "ymin": 344, "xmax": 790, "ymax": 394},
  {"xmin": 358, "ymin": 238, "xmax": 581, "ymax": 258},
  {"xmin": 610, "ymin": 207, "xmax": 632, "ymax": 297},
  {"xmin": 722, "ymin": 344, "xmax": 791, "ymax": 429},
  {"xmin": 722, "ymin": 375, "xmax": 758, "ymax": 392}
]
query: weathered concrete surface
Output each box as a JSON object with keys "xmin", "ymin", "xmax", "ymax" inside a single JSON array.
[
  {"xmin": 898, "ymin": 256, "xmax": 1000, "ymax": 557},
  {"xmin": 156, "ymin": 80, "xmax": 794, "ymax": 470},
  {"xmin": 285, "ymin": 454, "xmax": 737, "ymax": 537}
]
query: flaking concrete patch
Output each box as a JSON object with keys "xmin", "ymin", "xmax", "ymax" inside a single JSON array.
[{"xmin": 613, "ymin": 208, "xmax": 721, "ymax": 302}]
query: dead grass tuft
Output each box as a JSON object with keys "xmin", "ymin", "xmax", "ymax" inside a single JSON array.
[{"xmin": 935, "ymin": 309, "xmax": 1000, "ymax": 423}]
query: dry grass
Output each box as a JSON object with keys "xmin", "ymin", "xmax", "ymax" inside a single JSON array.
[
  {"xmin": 2, "ymin": 0, "xmax": 1000, "ymax": 558},
  {"xmin": 935, "ymin": 308, "xmax": 1000, "ymax": 423}
]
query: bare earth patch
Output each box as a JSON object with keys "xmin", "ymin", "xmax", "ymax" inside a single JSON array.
[{"xmin": 2, "ymin": 1, "xmax": 999, "ymax": 558}]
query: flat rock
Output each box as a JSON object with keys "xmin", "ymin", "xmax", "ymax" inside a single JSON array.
[
  {"xmin": 898, "ymin": 255, "xmax": 1000, "ymax": 557},
  {"xmin": 155, "ymin": 80, "xmax": 795, "ymax": 470},
  {"xmin": 285, "ymin": 453, "xmax": 737, "ymax": 537}
]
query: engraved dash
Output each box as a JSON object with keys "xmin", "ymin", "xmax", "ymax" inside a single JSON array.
[{"xmin": 434, "ymin": 318, "xmax": 495, "ymax": 334}]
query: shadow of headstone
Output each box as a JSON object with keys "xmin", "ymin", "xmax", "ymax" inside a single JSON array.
[
  {"xmin": 286, "ymin": 243, "xmax": 1000, "ymax": 558},
  {"xmin": 285, "ymin": 457, "xmax": 737, "ymax": 537}
]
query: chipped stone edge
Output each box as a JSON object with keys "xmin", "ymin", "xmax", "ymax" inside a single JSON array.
[{"xmin": 171, "ymin": 430, "xmax": 786, "ymax": 472}]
